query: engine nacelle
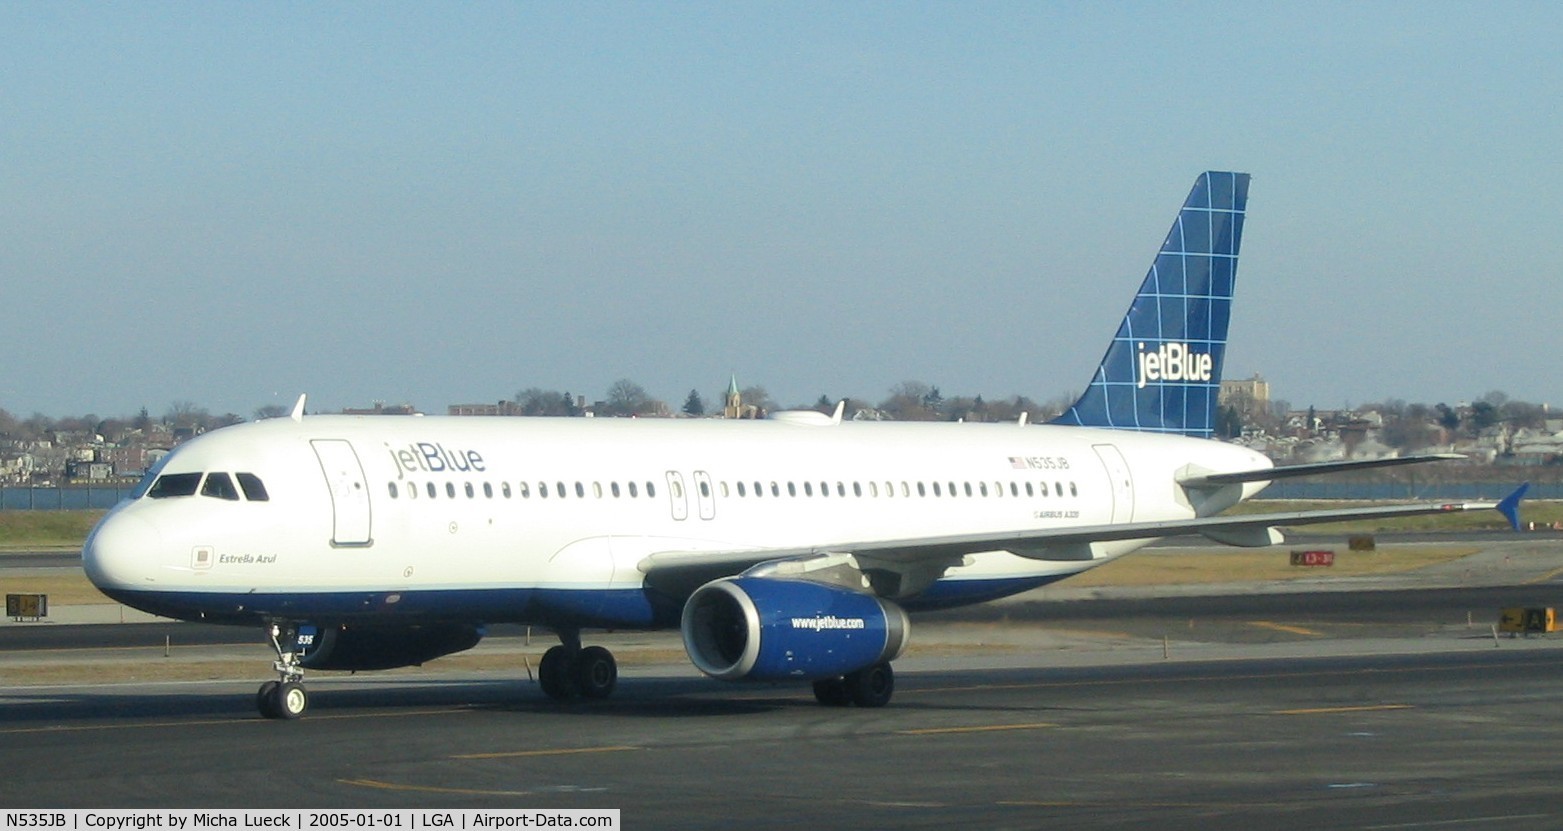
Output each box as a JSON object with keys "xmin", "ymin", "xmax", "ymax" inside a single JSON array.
[
  {"xmin": 293, "ymin": 622, "xmax": 484, "ymax": 671},
  {"xmin": 681, "ymin": 576, "xmax": 909, "ymax": 682}
]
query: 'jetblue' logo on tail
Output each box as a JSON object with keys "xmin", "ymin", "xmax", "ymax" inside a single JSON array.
[
  {"xmin": 1135, "ymin": 342, "xmax": 1213, "ymax": 389},
  {"xmin": 1049, "ymin": 171, "xmax": 1249, "ymax": 436}
]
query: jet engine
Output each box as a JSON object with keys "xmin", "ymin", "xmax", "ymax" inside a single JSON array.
[
  {"xmin": 680, "ymin": 576, "xmax": 908, "ymax": 681},
  {"xmin": 293, "ymin": 622, "xmax": 484, "ymax": 671}
]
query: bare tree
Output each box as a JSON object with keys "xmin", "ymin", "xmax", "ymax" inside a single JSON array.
[
  {"xmin": 165, "ymin": 401, "xmax": 208, "ymax": 428},
  {"xmin": 603, "ymin": 379, "xmax": 662, "ymax": 417},
  {"xmin": 879, "ymin": 381, "xmax": 936, "ymax": 421},
  {"xmin": 516, "ymin": 388, "xmax": 574, "ymax": 416}
]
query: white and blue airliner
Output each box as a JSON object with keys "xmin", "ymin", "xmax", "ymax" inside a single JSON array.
[{"xmin": 83, "ymin": 172, "xmax": 1522, "ymax": 719}]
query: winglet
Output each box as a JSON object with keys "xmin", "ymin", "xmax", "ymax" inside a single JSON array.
[
  {"xmin": 290, "ymin": 394, "xmax": 307, "ymax": 423},
  {"xmin": 1497, "ymin": 483, "xmax": 1529, "ymax": 532}
]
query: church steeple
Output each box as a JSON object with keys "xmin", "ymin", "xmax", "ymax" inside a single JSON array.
[{"xmin": 724, "ymin": 374, "xmax": 743, "ymax": 419}]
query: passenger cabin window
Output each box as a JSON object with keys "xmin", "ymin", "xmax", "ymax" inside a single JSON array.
[{"xmin": 148, "ymin": 472, "xmax": 202, "ymax": 499}]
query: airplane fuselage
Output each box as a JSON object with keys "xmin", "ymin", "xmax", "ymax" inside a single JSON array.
[{"xmin": 85, "ymin": 413, "xmax": 1271, "ymax": 629}]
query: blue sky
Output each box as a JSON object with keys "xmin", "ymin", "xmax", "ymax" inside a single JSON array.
[{"xmin": 4, "ymin": 3, "xmax": 1560, "ymax": 418}]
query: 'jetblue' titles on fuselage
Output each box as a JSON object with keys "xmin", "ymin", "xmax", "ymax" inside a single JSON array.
[
  {"xmin": 1135, "ymin": 342, "xmax": 1213, "ymax": 389},
  {"xmin": 387, "ymin": 442, "xmax": 487, "ymax": 479}
]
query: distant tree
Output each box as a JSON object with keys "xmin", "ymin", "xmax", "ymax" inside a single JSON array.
[
  {"xmin": 1381, "ymin": 409, "xmax": 1437, "ymax": 451},
  {"xmin": 1038, "ymin": 394, "xmax": 1073, "ymax": 421},
  {"xmin": 24, "ymin": 412, "xmax": 52, "ymax": 438},
  {"xmin": 165, "ymin": 401, "xmax": 208, "ymax": 428},
  {"xmin": 740, "ymin": 386, "xmax": 774, "ymax": 416},
  {"xmin": 683, "ymin": 389, "xmax": 705, "ymax": 417},
  {"xmin": 254, "ymin": 405, "xmax": 291, "ymax": 420},
  {"xmin": 603, "ymin": 379, "xmax": 661, "ymax": 417},
  {"xmin": 1469, "ymin": 401, "xmax": 1499, "ymax": 434},
  {"xmin": 1216, "ymin": 404, "xmax": 1244, "ymax": 439},
  {"xmin": 1436, "ymin": 403, "xmax": 1461, "ymax": 435},
  {"xmin": 921, "ymin": 386, "xmax": 945, "ymax": 419},
  {"xmin": 96, "ymin": 417, "xmax": 130, "ymax": 442},
  {"xmin": 814, "ymin": 394, "xmax": 833, "ymax": 414},
  {"xmin": 516, "ymin": 388, "xmax": 574, "ymax": 417},
  {"xmin": 54, "ymin": 414, "xmax": 97, "ymax": 434},
  {"xmin": 1500, "ymin": 399, "xmax": 1547, "ymax": 430},
  {"xmin": 134, "ymin": 407, "xmax": 153, "ymax": 431},
  {"xmin": 880, "ymin": 381, "xmax": 936, "ymax": 421}
]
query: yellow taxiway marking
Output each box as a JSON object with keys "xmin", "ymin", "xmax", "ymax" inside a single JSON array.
[
  {"xmin": 452, "ymin": 745, "xmax": 641, "ymax": 760},
  {"xmin": 340, "ymin": 779, "xmax": 532, "ymax": 797},
  {"xmin": 896, "ymin": 722, "xmax": 1057, "ymax": 736},
  {"xmin": 1248, "ymin": 620, "xmax": 1324, "ymax": 637},
  {"xmin": 1272, "ymin": 704, "xmax": 1413, "ymax": 716},
  {"xmin": 1000, "ymin": 799, "xmax": 1272, "ymax": 810},
  {"xmin": 1524, "ymin": 566, "xmax": 1563, "ymax": 585},
  {"xmin": 0, "ymin": 707, "xmax": 471, "ymax": 736}
]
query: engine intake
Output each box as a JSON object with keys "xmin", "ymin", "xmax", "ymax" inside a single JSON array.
[{"xmin": 681, "ymin": 576, "xmax": 909, "ymax": 681}]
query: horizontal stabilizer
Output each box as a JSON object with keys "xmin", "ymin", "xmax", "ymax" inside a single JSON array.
[
  {"xmin": 1497, "ymin": 483, "xmax": 1529, "ymax": 531},
  {"xmin": 1178, "ymin": 454, "xmax": 1465, "ymax": 489}
]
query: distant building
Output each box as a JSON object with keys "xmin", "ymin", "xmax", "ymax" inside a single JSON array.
[
  {"xmin": 723, "ymin": 375, "xmax": 759, "ymax": 419},
  {"xmin": 448, "ymin": 401, "xmax": 521, "ymax": 417},
  {"xmin": 342, "ymin": 402, "xmax": 420, "ymax": 416},
  {"xmin": 1220, "ymin": 373, "xmax": 1270, "ymax": 418}
]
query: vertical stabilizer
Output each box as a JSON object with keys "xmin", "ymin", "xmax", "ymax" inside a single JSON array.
[{"xmin": 1051, "ymin": 171, "xmax": 1250, "ymax": 437}]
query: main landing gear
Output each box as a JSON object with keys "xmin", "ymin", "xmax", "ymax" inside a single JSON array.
[
  {"xmin": 257, "ymin": 624, "xmax": 309, "ymax": 720},
  {"xmin": 537, "ymin": 629, "xmax": 618, "ymax": 702},
  {"xmin": 811, "ymin": 662, "xmax": 895, "ymax": 708}
]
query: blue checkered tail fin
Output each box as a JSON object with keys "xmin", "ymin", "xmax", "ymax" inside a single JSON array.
[{"xmin": 1050, "ymin": 171, "xmax": 1250, "ymax": 437}]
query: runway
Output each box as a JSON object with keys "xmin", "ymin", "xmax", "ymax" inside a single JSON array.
[{"xmin": 6, "ymin": 537, "xmax": 1563, "ymax": 828}]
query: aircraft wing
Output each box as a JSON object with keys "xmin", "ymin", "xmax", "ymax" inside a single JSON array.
[
  {"xmin": 1178, "ymin": 453, "xmax": 1466, "ymax": 488},
  {"xmin": 639, "ymin": 488, "xmax": 1522, "ymax": 598}
]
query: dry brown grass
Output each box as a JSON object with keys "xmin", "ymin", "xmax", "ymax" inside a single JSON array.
[
  {"xmin": 1066, "ymin": 545, "xmax": 1480, "ymax": 587},
  {"xmin": 0, "ymin": 572, "xmax": 115, "ymax": 605}
]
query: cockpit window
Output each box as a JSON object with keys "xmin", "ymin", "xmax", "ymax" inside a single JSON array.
[
  {"xmin": 236, "ymin": 473, "xmax": 269, "ymax": 502},
  {"xmin": 147, "ymin": 472, "xmax": 202, "ymax": 499},
  {"xmin": 201, "ymin": 472, "xmax": 241, "ymax": 501}
]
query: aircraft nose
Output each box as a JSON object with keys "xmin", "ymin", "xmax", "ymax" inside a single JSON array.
[{"xmin": 82, "ymin": 510, "xmax": 161, "ymax": 592}]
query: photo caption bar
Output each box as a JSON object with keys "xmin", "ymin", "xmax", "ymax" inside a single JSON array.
[{"xmin": 3, "ymin": 812, "xmax": 620, "ymax": 831}]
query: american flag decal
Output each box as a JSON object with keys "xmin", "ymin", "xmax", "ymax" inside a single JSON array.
[{"xmin": 1009, "ymin": 457, "xmax": 1028, "ymax": 470}]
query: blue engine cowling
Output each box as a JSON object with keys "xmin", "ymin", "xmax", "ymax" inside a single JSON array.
[
  {"xmin": 680, "ymin": 577, "xmax": 909, "ymax": 681},
  {"xmin": 294, "ymin": 622, "xmax": 485, "ymax": 671}
]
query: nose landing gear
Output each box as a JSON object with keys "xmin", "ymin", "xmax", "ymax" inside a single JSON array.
[{"xmin": 257, "ymin": 624, "xmax": 308, "ymax": 719}]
